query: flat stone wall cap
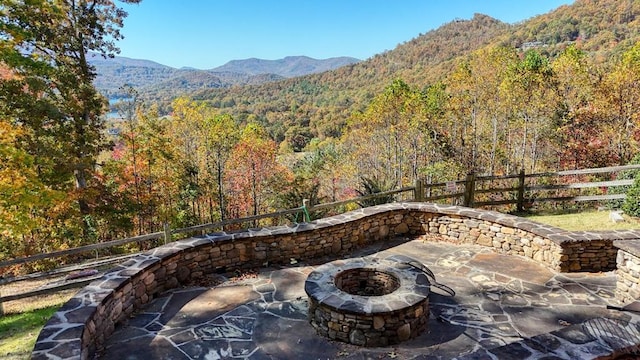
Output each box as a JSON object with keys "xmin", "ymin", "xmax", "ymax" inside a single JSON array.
[
  {"xmin": 203, "ymin": 233, "xmax": 233, "ymax": 242},
  {"xmin": 321, "ymin": 293, "xmax": 347, "ymax": 309},
  {"xmin": 119, "ymin": 258, "xmax": 142, "ymax": 268},
  {"xmin": 291, "ymin": 222, "xmax": 317, "ymax": 232},
  {"xmin": 115, "ymin": 268, "xmax": 140, "ymax": 277},
  {"xmin": 33, "ymin": 340, "xmax": 58, "ymax": 352},
  {"xmin": 246, "ymin": 227, "xmax": 270, "ymax": 235},
  {"xmin": 93, "ymin": 276, "xmax": 129, "ymax": 291},
  {"xmin": 128, "ymin": 257, "xmax": 160, "ymax": 271},
  {"xmin": 547, "ymin": 233, "xmax": 576, "ymax": 244},
  {"xmin": 56, "ymin": 297, "xmax": 84, "ymax": 312},
  {"xmin": 148, "ymin": 246, "xmax": 180, "ymax": 259},
  {"xmin": 614, "ymin": 240, "xmax": 640, "ymax": 256},
  {"xmin": 37, "ymin": 324, "xmax": 65, "ymax": 341},
  {"xmin": 269, "ymin": 226, "xmax": 296, "ymax": 235},
  {"xmin": 316, "ymin": 218, "xmax": 342, "ymax": 226},
  {"xmin": 48, "ymin": 342, "xmax": 82, "ymax": 359},
  {"xmin": 182, "ymin": 237, "xmax": 213, "ymax": 247},
  {"xmin": 513, "ymin": 221, "xmax": 538, "ymax": 232},
  {"xmin": 64, "ymin": 305, "xmax": 98, "ymax": 323},
  {"xmin": 53, "ymin": 325, "xmax": 84, "ymax": 341},
  {"xmin": 371, "ymin": 302, "xmax": 393, "ymax": 313},
  {"xmin": 610, "ymin": 230, "xmax": 640, "ymax": 240}
]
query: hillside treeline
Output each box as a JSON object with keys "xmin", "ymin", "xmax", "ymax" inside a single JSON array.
[{"xmin": 56, "ymin": 43, "xmax": 640, "ymax": 255}]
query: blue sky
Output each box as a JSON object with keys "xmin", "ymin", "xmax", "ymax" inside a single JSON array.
[{"xmin": 118, "ymin": 1, "xmax": 574, "ymax": 70}]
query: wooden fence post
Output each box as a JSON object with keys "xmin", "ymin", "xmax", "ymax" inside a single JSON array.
[
  {"xmin": 463, "ymin": 173, "xmax": 476, "ymax": 207},
  {"xmin": 414, "ymin": 179, "xmax": 424, "ymax": 202},
  {"xmin": 517, "ymin": 169, "xmax": 526, "ymax": 212},
  {"xmin": 425, "ymin": 175, "xmax": 432, "ymax": 199},
  {"xmin": 163, "ymin": 223, "xmax": 171, "ymax": 244}
]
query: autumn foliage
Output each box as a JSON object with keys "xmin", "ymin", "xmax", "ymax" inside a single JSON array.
[{"xmin": 5, "ymin": 0, "xmax": 640, "ymax": 269}]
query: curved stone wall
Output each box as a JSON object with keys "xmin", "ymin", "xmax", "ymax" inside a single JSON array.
[{"xmin": 31, "ymin": 203, "xmax": 640, "ymax": 359}]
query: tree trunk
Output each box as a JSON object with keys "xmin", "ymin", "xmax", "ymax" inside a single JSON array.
[{"xmin": 217, "ymin": 152, "xmax": 226, "ymax": 223}]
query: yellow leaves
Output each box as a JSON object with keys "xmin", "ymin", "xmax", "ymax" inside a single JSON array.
[
  {"xmin": 0, "ymin": 119, "xmax": 63, "ymax": 239},
  {"xmin": 172, "ymin": 96, "xmax": 211, "ymax": 125}
]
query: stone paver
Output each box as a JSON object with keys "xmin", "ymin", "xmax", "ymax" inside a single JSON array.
[{"xmin": 99, "ymin": 237, "xmax": 640, "ymax": 359}]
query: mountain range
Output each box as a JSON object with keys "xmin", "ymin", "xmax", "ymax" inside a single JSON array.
[{"xmin": 90, "ymin": 54, "xmax": 360, "ymax": 98}]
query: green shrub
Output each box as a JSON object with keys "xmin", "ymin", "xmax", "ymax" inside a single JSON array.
[
  {"xmin": 609, "ymin": 153, "xmax": 640, "ymax": 209},
  {"xmin": 623, "ymin": 174, "xmax": 640, "ymax": 217},
  {"xmin": 356, "ymin": 177, "xmax": 396, "ymax": 207}
]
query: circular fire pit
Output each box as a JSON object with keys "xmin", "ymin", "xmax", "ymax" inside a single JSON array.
[{"xmin": 304, "ymin": 256, "xmax": 430, "ymax": 347}]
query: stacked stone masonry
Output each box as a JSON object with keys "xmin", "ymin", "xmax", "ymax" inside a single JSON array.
[
  {"xmin": 305, "ymin": 256, "xmax": 431, "ymax": 347},
  {"xmin": 614, "ymin": 241, "xmax": 640, "ymax": 304},
  {"xmin": 32, "ymin": 202, "xmax": 640, "ymax": 360},
  {"xmin": 309, "ymin": 298, "xmax": 429, "ymax": 347}
]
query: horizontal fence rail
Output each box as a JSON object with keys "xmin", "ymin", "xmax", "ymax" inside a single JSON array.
[
  {"xmin": 0, "ymin": 232, "xmax": 164, "ymax": 269},
  {"xmin": 172, "ymin": 207, "xmax": 307, "ymax": 235},
  {"xmin": 417, "ymin": 164, "xmax": 640, "ymax": 210},
  {"xmin": 2, "ymin": 164, "xmax": 640, "ymax": 311}
]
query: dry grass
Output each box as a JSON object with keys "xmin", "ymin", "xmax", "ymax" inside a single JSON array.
[
  {"xmin": 523, "ymin": 210, "xmax": 640, "ymax": 231},
  {"xmin": 1, "ymin": 289, "xmax": 76, "ymax": 314}
]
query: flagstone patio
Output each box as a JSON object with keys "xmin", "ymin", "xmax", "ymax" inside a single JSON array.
[{"xmin": 97, "ymin": 237, "xmax": 640, "ymax": 359}]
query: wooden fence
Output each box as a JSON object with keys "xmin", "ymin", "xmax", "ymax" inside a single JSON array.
[
  {"xmin": 416, "ymin": 164, "xmax": 640, "ymax": 211},
  {"xmin": 2, "ymin": 164, "xmax": 639, "ymax": 313}
]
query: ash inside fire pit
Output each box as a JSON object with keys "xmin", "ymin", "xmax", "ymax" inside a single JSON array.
[
  {"xmin": 305, "ymin": 256, "xmax": 431, "ymax": 347},
  {"xmin": 335, "ymin": 268, "xmax": 400, "ymax": 296}
]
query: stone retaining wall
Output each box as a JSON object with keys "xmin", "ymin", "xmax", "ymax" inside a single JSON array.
[
  {"xmin": 614, "ymin": 241, "xmax": 640, "ymax": 304},
  {"xmin": 32, "ymin": 203, "xmax": 640, "ymax": 360}
]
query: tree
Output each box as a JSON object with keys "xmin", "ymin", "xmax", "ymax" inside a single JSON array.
[
  {"xmin": 445, "ymin": 47, "xmax": 519, "ymax": 175},
  {"xmin": 341, "ymin": 79, "xmax": 434, "ymax": 188},
  {"xmin": 225, "ymin": 123, "xmax": 292, "ymax": 221},
  {"xmin": 501, "ymin": 50, "xmax": 559, "ymax": 172},
  {"xmin": 0, "ymin": 119, "xmax": 62, "ymax": 259},
  {"xmin": 446, "ymin": 60, "xmax": 481, "ymax": 172},
  {"xmin": 100, "ymin": 104, "xmax": 182, "ymax": 236},
  {"xmin": 597, "ymin": 42, "xmax": 640, "ymax": 165},
  {"xmin": 202, "ymin": 113, "xmax": 240, "ymax": 223},
  {"xmin": 552, "ymin": 45, "xmax": 607, "ymax": 169},
  {"xmin": 0, "ymin": 0, "xmax": 141, "ymax": 235},
  {"xmin": 169, "ymin": 97, "xmax": 240, "ymax": 225}
]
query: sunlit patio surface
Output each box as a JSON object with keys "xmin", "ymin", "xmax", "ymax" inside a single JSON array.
[{"xmin": 98, "ymin": 236, "xmax": 640, "ymax": 359}]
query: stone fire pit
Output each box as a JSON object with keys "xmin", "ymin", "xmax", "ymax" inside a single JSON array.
[{"xmin": 304, "ymin": 256, "xmax": 431, "ymax": 347}]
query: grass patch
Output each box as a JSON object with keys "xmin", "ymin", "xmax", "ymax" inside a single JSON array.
[
  {"xmin": 0, "ymin": 305, "xmax": 61, "ymax": 359},
  {"xmin": 522, "ymin": 210, "xmax": 640, "ymax": 231},
  {"xmin": 0, "ymin": 291, "xmax": 74, "ymax": 359}
]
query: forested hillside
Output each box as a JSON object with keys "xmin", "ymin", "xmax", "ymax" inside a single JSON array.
[
  {"xmin": 5, "ymin": 0, "xmax": 640, "ymax": 268},
  {"xmin": 504, "ymin": 0, "xmax": 640, "ymax": 59},
  {"xmin": 188, "ymin": 0, "xmax": 640, "ymax": 148},
  {"xmin": 188, "ymin": 14, "xmax": 511, "ymax": 142}
]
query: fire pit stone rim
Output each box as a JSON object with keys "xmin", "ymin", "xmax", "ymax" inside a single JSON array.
[{"xmin": 304, "ymin": 256, "xmax": 430, "ymax": 315}]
